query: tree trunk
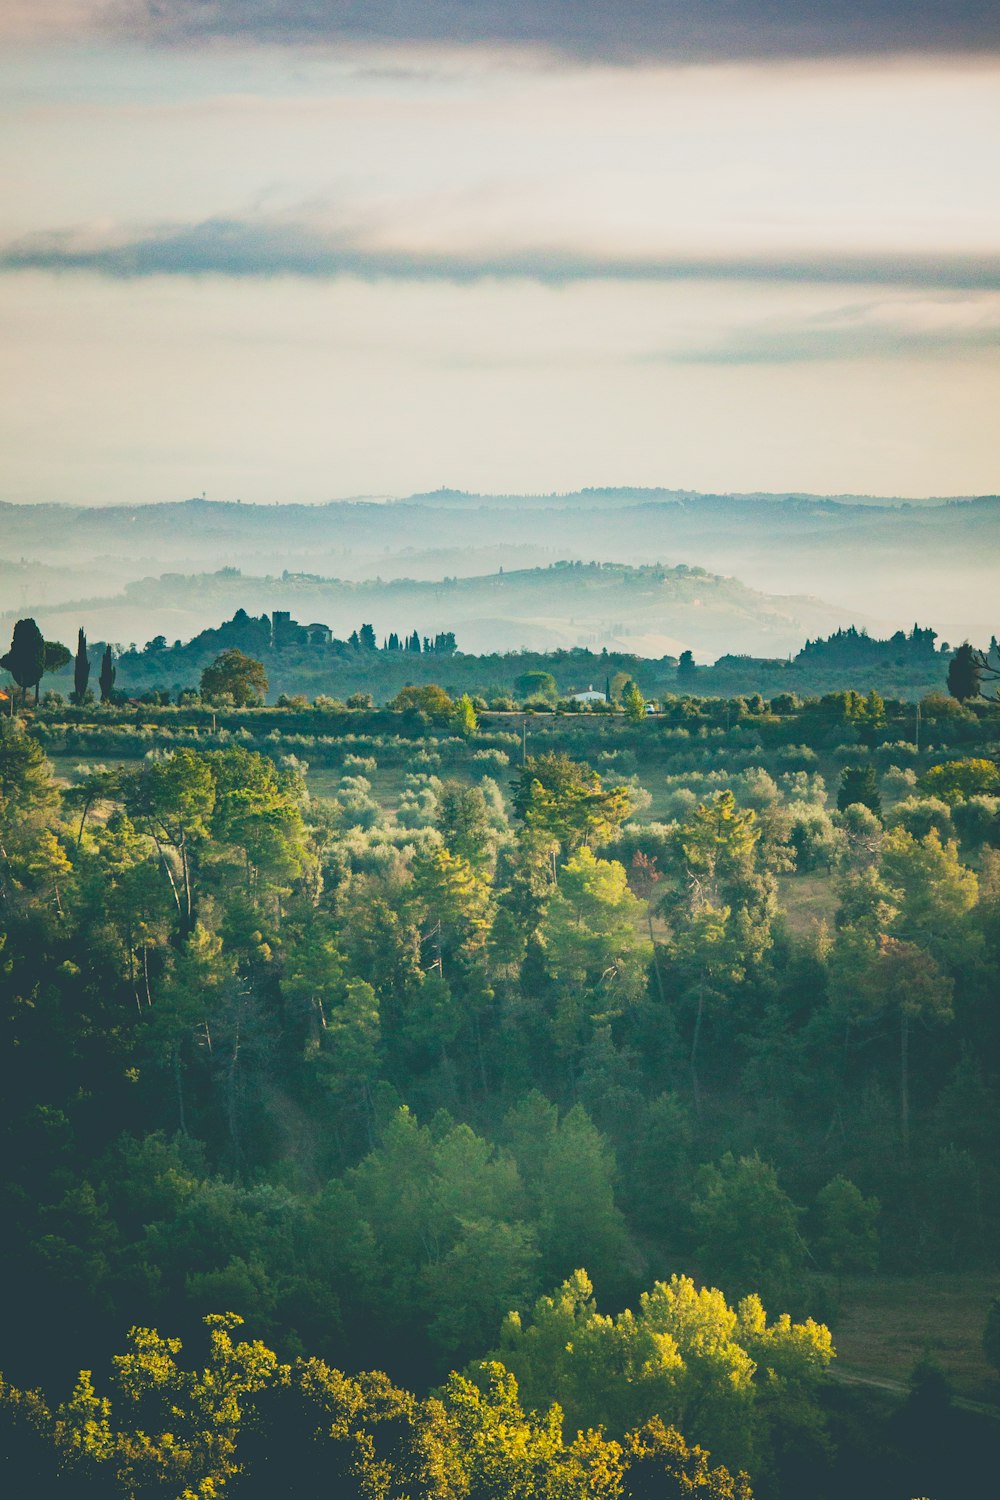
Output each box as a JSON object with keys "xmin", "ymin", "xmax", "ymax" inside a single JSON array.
[
  {"xmin": 226, "ymin": 1016, "xmax": 243, "ymax": 1179},
  {"xmin": 648, "ymin": 912, "xmax": 666, "ymax": 1005},
  {"xmin": 900, "ymin": 1007, "xmax": 910, "ymax": 1165},
  {"xmin": 76, "ymin": 794, "xmax": 93, "ymax": 849},
  {"xmin": 180, "ymin": 837, "xmax": 193, "ymax": 931},
  {"xmin": 151, "ymin": 832, "xmax": 183, "ymax": 921},
  {"xmin": 691, "ymin": 986, "xmax": 705, "ymax": 1121},
  {"xmin": 174, "ymin": 1051, "xmax": 188, "ymax": 1135}
]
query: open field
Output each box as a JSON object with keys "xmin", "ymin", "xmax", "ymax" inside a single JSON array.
[
  {"xmin": 776, "ymin": 871, "xmax": 839, "ymax": 936},
  {"xmin": 833, "ymin": 1274, "xmax": 1000, "ymax": 1405}
]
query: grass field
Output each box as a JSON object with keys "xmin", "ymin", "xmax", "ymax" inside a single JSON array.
[
  {"xmin": 776, "ymin": 871, "xmax": 839, "ymax": 936},
  {"xmin": 833, "ymin": 1273, "xmax": 1000, "ymax": 1405}
]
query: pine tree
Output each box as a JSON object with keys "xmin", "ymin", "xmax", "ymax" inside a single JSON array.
[
  {"xmin": 838, "ymin": 763, "xmax": 881, "ymax": 815},
  {"xmin": 0, "ymin": 618, "xmax": 46, "ymax": 704}
]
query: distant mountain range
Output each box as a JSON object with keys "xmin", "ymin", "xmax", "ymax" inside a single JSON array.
[{"xmin": 2, "ymin": 488, "xmax": 997, "ymax": 652}]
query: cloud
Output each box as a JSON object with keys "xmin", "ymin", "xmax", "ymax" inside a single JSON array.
[
  {"xmin": 3, "ymin": 216, "xmax": 999, "ymax": 294},
  {"xmin": 118, "ymin": 1, "xmax": 1000, "ymax": 60},
  {"xmin": 666, "ymin": 320, "xmax": 1000, "ymax": 365},
  {"xmin": 5, "ymin": 1, "xmax": 997, "ymax": 59}
]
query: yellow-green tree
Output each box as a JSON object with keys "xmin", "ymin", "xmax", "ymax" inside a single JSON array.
[
  {"xmin": 497, "ymin": 1269, "xmax": 832, "ymax": 1480},
  {"xmin": 541, "ymin": 847, "xmax": 652, "ymax": 1055},
  {"xmin": 513, "ymin": 752, "xmax": 631, "ymax": 859}
]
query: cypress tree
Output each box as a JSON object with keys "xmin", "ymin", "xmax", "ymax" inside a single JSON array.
[
  {"xmin": 99, "ymin": 644, "xmax": 116, "ymax": 703},
  {"xmin": 73, "ymin": 628, "xmax": 90, "ymax": 705}
]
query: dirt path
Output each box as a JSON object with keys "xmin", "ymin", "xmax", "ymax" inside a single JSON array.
[{"xmin": 829, "ymin": 1366, "xmax": 1000, "ymax": 1420}]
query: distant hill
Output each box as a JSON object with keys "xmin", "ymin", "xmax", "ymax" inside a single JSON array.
[
  {"xmin": 4, "ymin": 561, "xmax": 855, "ymax": 662},
  {"xmin": 2, "ymin": 488, "xmax": 997, "ymax": 647}
]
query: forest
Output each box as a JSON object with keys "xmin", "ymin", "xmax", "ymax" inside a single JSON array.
[{"xmin": 1, "ymin": 655, "xmax": 999, "ymax": 1497}]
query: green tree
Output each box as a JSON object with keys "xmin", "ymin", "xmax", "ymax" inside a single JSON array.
[
  {"xmin": 0, "ymin": 719, "xmax": 57, "ymax": 820},
  {"xmin": 123, "ymin": 748, "xmax": 216, "ymax": 929},
  {"xmin": 410, "ymin": 843, "xmax": 494, "ymax": 978},
  {"xmin": 691, "ymin": 1154, "xmax": 808, "ymax": 1310},
  {"xmin": 670, "ymin": 900, "xmax": 743, "ymax": 1116},
  {"xmin": 918, "ymin": 758, "xmax": 999, "ymax": 804},
  {"xmin": 881, "ymin": 825, "xmax": 979, "ymax": 968},
  {"xmin": 280, "ymin": 912, "xmax": 345, "ymax": 1043},
  {"xmin": 63, "ymin": 763, "xmax": 120, "ymax": 848},
  {"xmin": 1, "ymin": 618, "xmax": 46, "ymax": 704},
  {"xmin": 349, "ymin": 1107, "xmax": 533, "ymax": 1348},
  {"xmin": 436, "ymin": 780, "xmax": 502, "ymax": 870},
  {"xmin": 200, "ymin": 648, "xmax": 268, "ymax": 707},
  {"xmin": 390, "ymin": 683, "xmax": 453, "ymax": 714},
  {"xmin": 947, "ymin": 642, "xmax": 982, "ymax": 702},
  {"xmin": 513, "ymin": 751, "xmax": 631, "ymax": 858},
  {"xmin": 541, "ymin": 847, "xmax": 652, "ymax": 1053},
  {"xmin": 72, "ymin": 627, "xmax": 91, "ymax": 705},
  {"xmin": 855, "ymin": 689, "xmax": 886, "ymax": 746},
  {"xmin": 504, "ymin": 1094, "xmax": 638, "ymax": 1298},
  {"xmin": 622, "ymin": 680, "xmax": 646, "ymax": 722},
  {"xmin": 451, "ymin": 692, "xmax": 478, "ymax": 738},
  {"xmin": 663, "ymin": 792, "xmax": 770, "ymax": 1112},
  {"xmin": 813, "ymin": 1176, "xmax": 879, "ymax": 1295},
  {"xmin": 99, "ymin": 643, "xmax": 116, "ymax": 703},
  {"xmin": 311, "ymin": 978, "xmax": 381, "ymax": 1136},
  {"xmin": 43, "ymin": 641, "xmax": 71, "ymax": 685},
  {"xmin": 209, "ymin": 745, "xmax": 311, "ymax": 895},
  {"xmin": 668, "ymin": 792, "xmax": 761, "ymax": 908},
  {"xmin": 869, "ymin": 936, "xmax": 954, "ymax": 1162},
  {"xmin": 151, "ymin": 921, "xmax": 234, "ymax": 1130},
  {"xmin": 422, "ymin": 1219, "xmax": 540, "ymax": 1362},
  {"xmin": 515, "ymin": 670, "xmax": 558, "ymax": 704},
  {"xmin": 838, "ymin": 764, "xmax": 881, "ymax": 815}
]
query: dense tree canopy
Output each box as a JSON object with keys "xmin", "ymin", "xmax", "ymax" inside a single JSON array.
[{"xmin": 0, "ymin": 685, "xmax": 998, "ymax": 1500}]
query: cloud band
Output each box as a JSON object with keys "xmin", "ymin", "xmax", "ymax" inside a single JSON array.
[
  {"xmin": 4, "ymin": 218, "xmax": 998, "ymax": 292},
  {"xmin": 120, "ymin": 1, "xmax": 1000, "ymax": 61}
]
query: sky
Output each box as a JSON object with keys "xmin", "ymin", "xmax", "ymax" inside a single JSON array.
[{"xmin": 1, "ymin": 2, "xmax": 998, "ymax": 504}]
